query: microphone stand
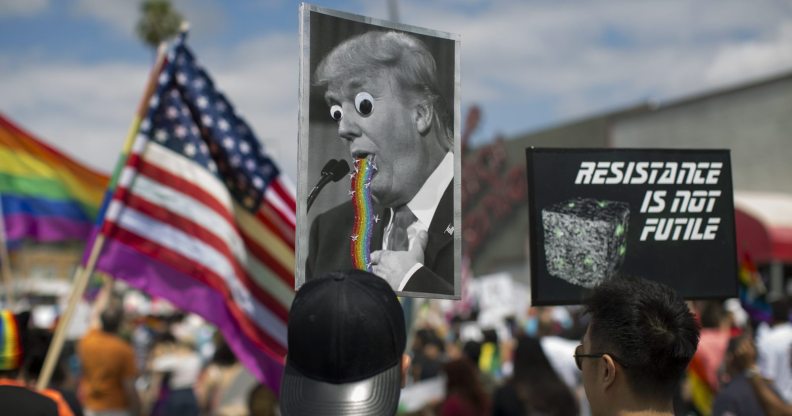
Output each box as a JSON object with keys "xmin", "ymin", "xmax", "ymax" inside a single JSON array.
[{"xmin": 307, "ymin": 159, "xmax": 349, "ymax": 213}]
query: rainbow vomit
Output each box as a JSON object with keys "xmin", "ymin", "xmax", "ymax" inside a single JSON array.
[{"xmin": 350, "ymin": 157, "xmax": 377, "ymax": 271}]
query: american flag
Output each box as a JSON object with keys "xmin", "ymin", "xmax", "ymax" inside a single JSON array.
[{"xmin": 94, "ymin": 33, "xmax": 295, "ymax": 392}]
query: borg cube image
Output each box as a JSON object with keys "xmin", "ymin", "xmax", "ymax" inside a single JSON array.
[{"xmin": 541, "ymin": 198, "xmax": 629, "ymax": 288}]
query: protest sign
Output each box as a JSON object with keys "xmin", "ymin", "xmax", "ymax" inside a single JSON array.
[
  {"xmin": 526, "ymin": 148, "xmax": 737, "ymax": 305},
  {"xmin": 297, "ymin": 5, "xmax": 461, "ymax": 299}
]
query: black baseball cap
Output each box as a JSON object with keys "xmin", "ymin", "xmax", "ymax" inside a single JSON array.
[{"xmin": 280, "ymin": 270, "xmax": 407, "ymax": 415}]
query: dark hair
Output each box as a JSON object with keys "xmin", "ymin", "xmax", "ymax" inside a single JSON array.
[
  {"xmin": 212, "ymin": 337, "xmax": 237, "ymax": 366},
  {"xmin": 462, "ymin": 340, "xmax": 482, "ymax": 365},
  {"xmin": 698, "ymin": 300, "xmax": 725, "ymax": 329},
  {"xmin": 153, "ymin": 330, "xmax": 177, "ymax": 346},
  {"xmin": 584, "ymin": 276, "xmax": 700, "ymax": 400},
  {"xmin": 511, "ymin": 336, "xmax": 578, "ymax": 416},
  {"xmin": 22, "ymin": 328, "xmax": 66, "ymax": 386},
  {"xmin": 100, "ymin": 308, "xmax": 124, "ymax": 334},
  {"xmin": 444, "ymin": 358, "xmax": 489, "ymax": 414},
  {"xmin": 771, "ymin": 297, "xmax": 790, "ymax": 324}
]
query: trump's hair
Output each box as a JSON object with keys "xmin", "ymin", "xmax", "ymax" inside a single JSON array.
[{"xmin": 315, "ymin": 30, "xmax": 452, "ymax": 148}]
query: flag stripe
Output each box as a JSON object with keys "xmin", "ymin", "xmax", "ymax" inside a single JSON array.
[
  {"xmin": 106, "ymin": 219, "xmax": 288, "ymax": 353},
  {"xmin": 115, "ymin": 188, "xmax": 292, "ymax": 312},
  {"xmin": 0, "ymin": 115, "xmax": 107, "ymax": 185},
  {"xmin": 255, "ymin": 206, "xmax": 295, "ymax": 250},
  {"xmin": 260, "ymin": 198, "xmax": 297, "ymax": 241},
  {"xmin": 3, "ymin": 213, "xmax": 93, "ymax": 243},
  {"xmin": 237, "ymin": 229, "xmax": 294, "ymax": 287},
  {"xmin": 0, "ymin": 134, "xmax": 106, "ymax": 208},
  {"xmin": 95, "ymin": 236, "xmax": 287, "ymax": 383},
  {"xmin": 135, "ymin": 141, "xmax": 233, "ymax": 209},
  {"xmin": 242, "ymin": 247, "xmax": 295, "ymax": 308},
  {"xmin": 0, "ymin": 173, "xmax": 99, "ymax": 216},
  {"xmin": 129, "ymin": 157, "xmax": 232, "ymax": 225},
  {"xmin": 1, "ymin": 193, "xmax": 92, "ymax": 221},
  {"xmin": 121, "ymin": 174, "xmax": 239, "ymax": 256},
  {"xmin": 264, "ymin": 187, "xmax": 296, "ymax": 227},
  {"xmin": 234, "ymin": 207, "xmax": 295, "ymax": 280},
  {"xmin": 106, "ymin": 200, "xmax": 289, "ymax": 331},
  {"xmin": 270, "ymin": 178, "xmax": 296, "ymax": 212}
]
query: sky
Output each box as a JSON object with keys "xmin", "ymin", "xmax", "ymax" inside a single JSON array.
[{"xmin": 2, "ymin": 0, "xmax": 792, "ymax": 180}]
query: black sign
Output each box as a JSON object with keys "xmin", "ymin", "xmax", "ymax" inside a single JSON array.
[{"xmin": 526, "ymin": 148, "xmax": 737, "ymax": 305}]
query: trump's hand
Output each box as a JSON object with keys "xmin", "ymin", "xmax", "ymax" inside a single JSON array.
[{"xmin": 370, "ymin": 228, "xmax": 428, "ymax": 290}]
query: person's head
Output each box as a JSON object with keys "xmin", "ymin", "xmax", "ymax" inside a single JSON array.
[
  {"xmin": 100, "ymin": 307, "xmax": 124, "ymax": 334},
  {"xmin": 724, "ymin": 334, "xmax": 756, "ymax": 375},
  {"xmin": 248, "ymin": 383, "xmax": 278, "ymax": 416},
  {"xmin": 280, "ymin": 270, "xmax": 409, "ymax": 416},
  {"xmin": 579, "ymin": 277, "xmax": 699, "ymax": 415},
  {"xmin": 315, "ymin": 30, "xmax": 451, "ymax": 208},
  {"xmin": 771, "ymin": 297, "xmax": 790, "ymax": 325},
  {"xmin": 461, "ymin": 340, "xmax": 482, "ymax": 366},
  {"xmin": 443, "ymin": 358, "xmax": 489, "ymax": 413},
  {"xmin": 698, "ymin": 300, "xmax": 726, "ymax": 329},
  {"xmin": 512, "ymin": 336, "xmax": 578, "ymax": 416},
  {"xmin": 211, "ymin": 336, "xmax": 237, "ymax": 367}
]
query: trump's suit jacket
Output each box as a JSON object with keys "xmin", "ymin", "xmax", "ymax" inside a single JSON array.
[{"xmin": 306, "ymin": 183, "xmax": 454, "ymax": 295}]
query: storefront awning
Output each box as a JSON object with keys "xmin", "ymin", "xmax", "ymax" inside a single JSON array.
[{"xmin": 734, "ymin": 191, "xmax": 792, "ymax": 263}]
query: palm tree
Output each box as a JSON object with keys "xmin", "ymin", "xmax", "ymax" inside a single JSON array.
[{"xmin": 136, "ymin": 0, "xmax": 183, "ymax": 52}]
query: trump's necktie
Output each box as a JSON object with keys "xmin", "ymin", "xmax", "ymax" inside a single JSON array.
[{"xmin": 388, "ymin": 205, "xmax": 417, "ymax": 251}]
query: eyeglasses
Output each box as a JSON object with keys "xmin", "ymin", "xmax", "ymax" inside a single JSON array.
[{"xmin": 574, "ymin": 344, "xmax": 629, "ymax": 371}]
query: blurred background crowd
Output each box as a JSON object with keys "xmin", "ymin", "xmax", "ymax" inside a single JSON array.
[{"xmin": 5, "ymin": 279, "xmax": 792, "ymax": 416}]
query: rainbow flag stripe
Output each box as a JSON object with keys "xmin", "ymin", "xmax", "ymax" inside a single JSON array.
[
  {"xmin": 0, "ymin": 310, "xmax": 22, "ymax": 371},
  {"xmin": 0, "ymin": 114, "xmax": 109, "ymax": 244},
  {"xmin": 350, "ymin": 158, "xmax": 375, "ymax": 271}
]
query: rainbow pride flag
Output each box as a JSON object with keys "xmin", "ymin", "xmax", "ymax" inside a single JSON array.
[
  {"xmin": 0, "ymin": 114, "xmax": 109, "ymax": 246},
  {"xmin": 0, "ymin": 310, "xmax": 22, "ymax": 370},
  {"xmin": 738, "ymin": 253, "xmax": 771, "ymax": 323},
  {"xmin": 687, "ymin": 354, "xmax": 714, "ymax": 416}
]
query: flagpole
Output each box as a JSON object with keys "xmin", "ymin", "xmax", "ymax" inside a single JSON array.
[
  {"xmin": 36, "ymin": 42, "xmax": 171, "ymax": 391},
  {"xmin": 0, "ymin": 196, "xmax": 15, "ymax": 308}
]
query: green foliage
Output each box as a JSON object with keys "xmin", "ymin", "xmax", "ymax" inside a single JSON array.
[{"xmin": 136, "ymin": 0, "xmax": 183, "ymax": 49}]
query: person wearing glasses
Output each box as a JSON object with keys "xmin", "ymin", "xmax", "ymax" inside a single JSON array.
[{"xmin": 574, "ymin": 276, "xmax": 700, "ymax": 416}]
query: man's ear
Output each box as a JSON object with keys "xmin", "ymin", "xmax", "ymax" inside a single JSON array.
[
  {"xmin": 601, "ymin": 354, "xmax": 617, "ymax": 390},
  {"xmin": 400, "ymin": 354, "xmax": 412, "ymax": 388},
  {"xmin": 414, "ymin": 101, "xmax": 433, "ymax": 135}
]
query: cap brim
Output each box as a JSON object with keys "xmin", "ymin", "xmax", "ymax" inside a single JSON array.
[{"xmin": 280, "ymin": 361, "xmax": 401, "ymax": 416}]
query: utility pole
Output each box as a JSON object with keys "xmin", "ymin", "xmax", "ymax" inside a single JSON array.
[{"xmin": 387, "ymin": 0, "xmax": 400, "ymax": 22}]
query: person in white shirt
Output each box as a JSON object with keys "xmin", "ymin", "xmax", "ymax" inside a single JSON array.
[{"xmin": 756, "ymin": 297, "xmax": 792, "ymax": 402}]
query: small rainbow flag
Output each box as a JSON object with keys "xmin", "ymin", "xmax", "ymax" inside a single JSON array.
[
  {"xmin": 0, "ymin": 114, "xmax": 109, "ymax": 246},
  {"xmin": 0, "ymin": 310, "xmax": 22, "ymax": 371},
  {"xmin": 350, "ymin": 158, "xmax": 375, "ymax": 271},
  {"xmin": 738, "ymin": 253, "xmax": 771, "ymax": 323},
  {"xmin": 687, "ymin": 354, "xmax": 714, "ymax": 416}
]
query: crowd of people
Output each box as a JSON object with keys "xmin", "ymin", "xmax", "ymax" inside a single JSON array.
[
  {"xmin": 0, "ymin": 277, "xmax": 792, "ymax": 416},
  {"xmin": 2, "ymin": 272, "xmax": 792, "ymax": 416},
  {"xmin": 0, "ymin": 293, "xmax": 279, "ymax": 416},
  {"xmin": 274, "ymin": 268, "xmax": 792, "ymax": 416}
]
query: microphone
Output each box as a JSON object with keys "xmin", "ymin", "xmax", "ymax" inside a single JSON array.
[{"xmin": 307, "ymin": 159, "xmax": 350, "ymax": 212}]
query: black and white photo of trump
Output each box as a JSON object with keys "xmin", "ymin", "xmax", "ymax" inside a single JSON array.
[{"xmin": 300, "ymin": 19, "xmax": 458, "ymax": 297}]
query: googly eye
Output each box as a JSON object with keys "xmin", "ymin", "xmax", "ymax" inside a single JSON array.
[
  {"xmin": 330, "ymin": 105, "xmax": 343, "ymax": 121},
  {"xmin": 354, "ymin": 92, "xmax": 374, "ymax": 116}
]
